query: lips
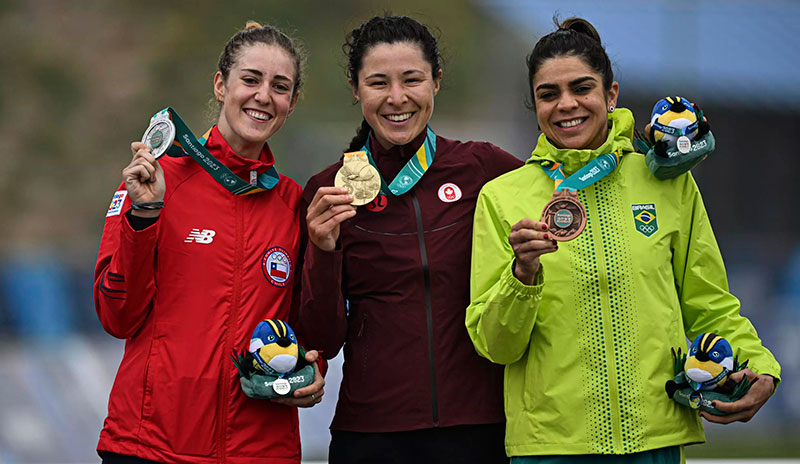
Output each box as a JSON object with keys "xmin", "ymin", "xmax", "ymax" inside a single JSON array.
[
  {"xmin": 383, "ymin": 112, "xmax": 414, "ymax": 123},
  {"xmin": 556, "ymin": 117, "xmax": 587, "ymax": 128},
  {"xmin": 245, "ymin": 109, "xmax": 273, "ymax": 121}
]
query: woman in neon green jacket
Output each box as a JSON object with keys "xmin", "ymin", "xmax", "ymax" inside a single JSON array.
[{"xmin": 466, "ymin": 17, "xmax": 780, "ymax": 464}]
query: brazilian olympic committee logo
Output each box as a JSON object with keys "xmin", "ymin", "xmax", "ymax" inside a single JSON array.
[
  {"xmin": 632, "ymin": 203, "xmax": 659, "ymax": 237},
  {"xmin": 261, "ymin": 246, "xmax": 292, "ymax": 287}
]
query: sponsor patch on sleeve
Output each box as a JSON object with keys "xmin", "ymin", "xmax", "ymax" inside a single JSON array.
[{"xmin": 106, "ymin": 190, "xmax": 127, "ymax": 217}]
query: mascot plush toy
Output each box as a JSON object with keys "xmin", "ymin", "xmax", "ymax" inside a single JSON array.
[
  {"xmin": 231, "ymin": 319, "xmax": 314, "ymax": 399},
  {"xmin": 665, "ymin": 333, "xmax": 751, "ymax": 415},
  {"xmin": 634, "ymin": 95, "xmax": 716, "ymax": 180},
  {"xmin": 250, "ymin": 319, "xmax": 299, "ymax": 374},
  {"xmin": 649, "ymin": 96, "xmax": 699, "ymax": 149}
]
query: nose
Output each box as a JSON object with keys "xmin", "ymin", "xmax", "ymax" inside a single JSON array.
[
  {"xmin": 276, "ymin": 336, "xmax": 291, "ymax": 348},
  {"xmin": 386, "ymin": 82, "xmax": 407, "ymax": 105},
  {"xmin": 254, "ymin": 84, "xmax": 272, "ymax": 105},
  {"xmin": 556, "ymin": 92, "xmax": 579, "ymax": 111}
]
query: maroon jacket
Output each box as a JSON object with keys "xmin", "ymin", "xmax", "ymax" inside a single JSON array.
[{"xmin": 300, "ymin": 132, "xmax": 522, "ymax": 432}]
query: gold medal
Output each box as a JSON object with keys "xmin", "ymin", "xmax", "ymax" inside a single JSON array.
[
  {"xmin": 540, "ymin": 189, "xmax": 587, "ymax": 241},
  {"xmin": 335, "ymin": 151, "xmax": 381, "ymax": 206}
]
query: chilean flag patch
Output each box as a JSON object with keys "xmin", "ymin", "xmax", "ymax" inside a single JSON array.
[{"xmin": 262, "ymin": 246, "xmax": 292, "ymax": 287}]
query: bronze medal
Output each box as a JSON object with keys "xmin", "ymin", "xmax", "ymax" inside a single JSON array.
[
  {"xmin": 540, "ymin": 189, "xmax": 587, "ymax": 241},
  {"xmin": 335, "ymin": 151, "xmax": 381, "ymax": 206}
]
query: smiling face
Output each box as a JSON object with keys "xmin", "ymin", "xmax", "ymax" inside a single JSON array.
[
  {"xmin": 532, "ymin": 55, "xmax": 618, "ymax": 150},
  {"xmin": 353, "ymin": 41, "xmax": 441, "ymax": 150},
  {"xmin": 214, "ymin": 43, "xmax": 298, "ymax": 159}
]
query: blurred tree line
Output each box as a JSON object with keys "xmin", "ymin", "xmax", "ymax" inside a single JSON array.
[{"xmin": 0, "ymin": 0, "xmax": 530, "ymax": 260}]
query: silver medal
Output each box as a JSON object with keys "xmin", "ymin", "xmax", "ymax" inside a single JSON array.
[{"xmin": 141, "ymin": 111, "xmax": 176, "ymax": 159}]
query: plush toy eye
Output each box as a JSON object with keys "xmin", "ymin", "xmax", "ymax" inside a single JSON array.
[
  {"xmin": 290, "ymin": 334, "xmax": 296, "ymax": 341},
  {"xmin": 691, "ymin": 347, "xmax": 697, "ymax": 354},
  {"xmin": 712, "ymin": 350, "xmax": 720, "ymax": 358},
  {"xmin": 267, "ymin": 335, "xmax": 275, "ymax": 342}
]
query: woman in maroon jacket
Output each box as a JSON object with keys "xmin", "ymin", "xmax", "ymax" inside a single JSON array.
[{"xmin": 301, "ymin": 15, "xmax": 522, "ymax": 463}]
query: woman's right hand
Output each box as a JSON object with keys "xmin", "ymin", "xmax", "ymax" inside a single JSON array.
[
  {"xmin": 123, "ymin": 142, "xmax": 165, "ymax": 217},
  {"xmin": 509, "ymin": 218, "xmax": 558, "ymax": 285},
  {"xmin": 306, "ymin": 186, "xmax": 356, "ymax": 252}
]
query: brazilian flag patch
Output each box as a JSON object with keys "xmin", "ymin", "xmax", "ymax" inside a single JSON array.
[{"xmin": 632, "ymin": 203, "xmax": 658, "ymax": 237}]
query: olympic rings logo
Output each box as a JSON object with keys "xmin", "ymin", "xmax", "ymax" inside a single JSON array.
[{"xmin": 638, "ymin": 224, "xmax": 656, "ymax": 234}]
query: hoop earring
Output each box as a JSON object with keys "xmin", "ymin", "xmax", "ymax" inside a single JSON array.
[{"xmin": 608, "ymin": 105, "xmax": 615, "ymax": 113}]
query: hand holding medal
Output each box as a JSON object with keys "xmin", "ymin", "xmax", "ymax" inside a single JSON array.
[
  {"xmin": 306, "ymin": 186, "xmax": 357, "ymax": 252},
  {"xmin": 509, "ymin": 218, "xmax": 559, "ymax": 285},
  {"xmin": 122, "ymin": 141, "xmax": 165, "ymax": 217}
]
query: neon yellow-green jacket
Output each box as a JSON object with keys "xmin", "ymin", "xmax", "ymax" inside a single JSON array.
[{"xmin": 466, "ymin": 109, "xmax": 781, "ymax": 457}]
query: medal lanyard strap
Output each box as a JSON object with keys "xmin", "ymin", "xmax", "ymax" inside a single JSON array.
[
  {"xmin": 540, "ymin": 151, "xmax": 623, "ymax": 193},
  {"xmin": 157, "ymin": 107, "xmax": 279, "ymax": 195},
  {"xmin": 362, "ymin": 126, "xmax": 437, "ymax": 196}
]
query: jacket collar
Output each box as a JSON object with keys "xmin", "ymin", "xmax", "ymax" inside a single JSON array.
[
  {"xmin": 369, "ymin": 129, "xmax": 428, "ymax": 162},
  {"xmin": 205, "ymin": 126, "xmax": 276, "ymax": 176},
  {"xmin": 526, "ymin": 108, "xmax": 635, "ymax": 175}
]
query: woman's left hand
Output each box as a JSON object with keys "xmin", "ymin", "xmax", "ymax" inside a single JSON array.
[
  {"xmin": 699, "ymin": 369, "xmax": 775, "ymax": 424},
  {"xmin": 271, "ymin": 350, "xmax": 326, "ymax": 408}
]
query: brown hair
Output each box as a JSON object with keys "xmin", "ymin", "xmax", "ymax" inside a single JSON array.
[
  {"xmin": 217, "ymin": 21, "xmax": 305, "ymax": 98},
  {"xmin": 526, "ymin": 17, "xmax": 613, "ymax": 107}
]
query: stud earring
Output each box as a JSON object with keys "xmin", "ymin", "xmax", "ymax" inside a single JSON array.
[{"xmin": 608, "ymin": 105, "xmax": 615, "ymax": 113}]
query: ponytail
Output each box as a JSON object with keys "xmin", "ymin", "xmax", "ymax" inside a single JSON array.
[{"xmin": 346, "ymin": 119, "xmax": 372, "ymax": 152}]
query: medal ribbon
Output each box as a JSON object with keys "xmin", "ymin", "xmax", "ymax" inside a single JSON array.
[
  {"xmin": 155, "ymin": 107, "xmax": 279, "ymax": 195},
  {"xmin": 540, "ymin": 151, "xmax": 623, "ymax": 193},
  {"xmin": 362, "ymin": 126, "xmax": 437, "ymax": 196}
]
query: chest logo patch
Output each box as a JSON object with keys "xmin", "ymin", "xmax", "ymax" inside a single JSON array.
[
  {"xmin": 437, "ymin": 183, "xmax": 462, "ymax": 203},
  {"xmin": 366, "ymin": 194, "xmax": 388, "ymax": 213},
  {"xmin": 632, "ymin": 203, "xmax": 659, "ymax": 237},
  {"xmin": 262, "ymin": 246, "xmax": 292, "ymax": 287},
  {"xmin": 185, "ymin": 229, "xmax": 216, "ymax": 244},
  {"xmin": 106, "ymin": 190, "xmax": 127, "ymax": 217}
]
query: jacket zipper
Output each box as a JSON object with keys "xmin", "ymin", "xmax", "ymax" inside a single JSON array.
[
  {"xmin": 217, "ymin": 197, "xmax": 243, "ymax": 462},
  {"xmin": 411, "ymin": 190, "xmax": 439, "ymax": 426}
]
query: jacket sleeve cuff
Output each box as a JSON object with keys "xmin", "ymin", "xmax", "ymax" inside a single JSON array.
[
  {"xmin": 125, "ymin": 210, "xmax": 159, "ymax": 231},
  {"xmin": 501, "ymin": 260, "xmax": 544, "ymax": 298}
]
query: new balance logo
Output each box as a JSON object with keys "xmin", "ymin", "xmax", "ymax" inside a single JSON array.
[{"xmin": 184, "ymin": 229, "xmax": 216, "ymax": 244}]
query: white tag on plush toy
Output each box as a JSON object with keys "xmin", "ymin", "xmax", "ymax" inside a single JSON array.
[{"xmin": 272, "ymin": 378, "xmax": 291, "ymax": 395}]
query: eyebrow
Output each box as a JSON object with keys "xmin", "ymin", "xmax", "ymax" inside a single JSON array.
[
  {"xmin": 535, "ymin": 75, "xmax": 596, "ymax": 92},
  {"xmin": 241, "ymin": 68, "xmax": 293, "ymax": 82},
  {"xmin": 364, "ymin": 69, "xmax": 426, "ymax": 80}
]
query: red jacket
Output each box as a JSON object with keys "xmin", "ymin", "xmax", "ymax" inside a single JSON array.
[
  {"xmin": 94, "ymin": 127, "xmax": 304, "ymax": 464},
  {"xmin": 300, "ymin": 133, "xmax": 522, "ymax": 432}
]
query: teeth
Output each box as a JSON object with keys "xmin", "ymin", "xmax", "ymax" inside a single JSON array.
[
  {"xmin": 385, "ymin": 112, "xmax": 412, "ymax": 122},
  {"xmin": 558, "ymin": 118, "xmax": 585, "ymax": 128},
  {"xmin": 246, "ymin": 110, "xmax": 270, "ymax": 121}
]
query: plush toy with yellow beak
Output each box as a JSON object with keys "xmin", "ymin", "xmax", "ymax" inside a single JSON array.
[
  {"xmin": 231, "ymin": 319, "xmax": 314, "ymax": 399},
  {"xmin": 684, "ymin": 333, "xmax": 734, "ymax": 391},
  {"xmin": 665, "ymin": 333, "xmax": 751, "ymax": 415},
  {"xmin": 249, "ymin": 319, "xmax": 299, "ymax": 374}
]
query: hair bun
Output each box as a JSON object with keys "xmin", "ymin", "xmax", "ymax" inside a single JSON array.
[
  {"xmin": 244, "ymin": 21, "xmax": 263, "ymax": 31},
  {"xmin": 558, "ymin": 17, "xmax": 602, "ymax": 44}
]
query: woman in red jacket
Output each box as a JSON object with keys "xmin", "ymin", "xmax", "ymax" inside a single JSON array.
[
  {"xmin": 301, "ymin": 14, "xmax": 522, "ymax": 463},
  {"xmin": 94, "ymin": 22, "xmax": 324, "ymax": 464}
]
